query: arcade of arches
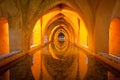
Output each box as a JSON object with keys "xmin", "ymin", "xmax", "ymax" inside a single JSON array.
[{"xmin": 0, "ymin": 0, "xmax": 120, "ymax": 80}]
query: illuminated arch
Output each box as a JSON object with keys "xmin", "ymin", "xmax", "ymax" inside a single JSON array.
[
  {"xmin": 51, "ymin": 27, "xmax": 70, "ymax": 52},
  {"xmin": 42, "ymin": 13, "xmax": 77, "ymax": 41},
  {"xmin": 43, "ymin": 18, "xmax": 75, "ymax": 43},
  {"xmin": 79, "ymin": 20, "xmax": 88, "ymax": 47},
  {"xmin": 29, "ymin": 2, "xmax": 90, "ymax": 49},
  {"xmin": 50, "ymin": 27, "xmax": 69, "ymax": 42},
  {"xmin": 0, "ymin": 18, "xmax": 9, "ymax": 55},
  {"xmin": 43, "ymin": 13, "xmax": 76, "ymax": 33},
  {"xmin": 48, "ymin": 25, "xmax": 71, "ymax": 42},
  {"xmin": 30, "ymin": 19, "xmax": 41, "ymax": 47},
  {"xmin": 109, "ymin": 17, "xmax": 120, "ymax": 57}
]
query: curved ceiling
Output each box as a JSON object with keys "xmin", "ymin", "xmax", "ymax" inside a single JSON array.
[{"xmin": 41, "ymin": 3, "xmax": 87, "ymax": 44}]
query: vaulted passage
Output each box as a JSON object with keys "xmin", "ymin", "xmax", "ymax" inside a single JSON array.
[{"xmin": 0, "ymin": 0, "xmax": 120, "ymax": 80}]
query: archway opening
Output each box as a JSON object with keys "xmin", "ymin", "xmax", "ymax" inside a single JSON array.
[
  {"xmin": 30, "ymin": 19, "xmax": 41, "ymax": 47},
  {"xmin": 40, "ymin": 3, "xmax": 88, "ymax": 46},
  {"xmin": 58, "ymin": 32, "xmax": 65, "ymax": 44},
  {"xmin": 80, "ymin": 20, "xmax": 88, "ymax": 47},
  {"xmin": 0, "ymin": 18, "xmax": 9, "ymax": 80},
  {"xmin": 0, "ymin": 18, "xmax": 9, "ymax": 55},
  {"xmin": 58, "ymin": 32, "xmax": 64, "ymax": 38},
  {"xmin": 109, "ymin": 18, "xmax": 120, "ymax": 57}
]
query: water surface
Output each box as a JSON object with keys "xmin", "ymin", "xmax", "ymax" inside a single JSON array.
[{"xmin": 0, "ymin": 41, "xmax": 120, "ymax": 80}]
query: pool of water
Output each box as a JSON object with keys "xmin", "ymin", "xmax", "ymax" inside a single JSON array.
[{"xmin": 0, "ymin": 41, "xmax": 120, "ymax": 80}]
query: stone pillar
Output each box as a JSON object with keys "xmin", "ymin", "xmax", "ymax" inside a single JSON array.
[
  {"xmin": 94, "ymin": 0, "xmax": 116, "ymax": 53},
  {"xmin": 9, "ymin": 28, "xmax": 22, "ymax": 52}
]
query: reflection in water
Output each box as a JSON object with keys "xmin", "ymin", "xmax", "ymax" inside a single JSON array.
[
  {"xmin": 41, "ymin": 41, "xmax": 80, "ymax": 80},
  {"xmin": 79, "ymin": 50, "xmax": 88, "ymax": 80},
  {"xmin": 84, "ymin": 56, "xmax": 108, "ymax": 80},
  {"xmin": 31, "ymin": 51, "xmax": 41, "ymax": 80},
  {"xmin": 10, "ymin": 55, "xmax": 34, "ymax": 80},
  {"xmin": 108, "ymin": 71, "xmax": 120, "ymax": 80},
  {"xmin": 0, "ymin": 41, "xmax": 120, "ymax": 80}
]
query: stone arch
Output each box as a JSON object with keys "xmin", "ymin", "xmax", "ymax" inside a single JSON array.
[
  {"xmin": 43, "ymin": 13, "xmax": 76, "ymax": 39},
  {"xmin": 43, "ymin": 18, "xmax": 75, "ymax": 43},
  {"xmin": 27, "ymin": 1, "xmax": 93, "ymax": 51},
  {"xmin": 0, "ymin": 18, "xmax": 9, "ymax": 55},
  {"xmin": 50, "ymin": 26, "xmax": 69, "ymax": 42},
  {"xmin": 109, "ymin": 17, "xmax": 120, "ymax": 57},
  {"xmin": 28, "ymin": 1, "xmax": 90, "ymax": 38}
]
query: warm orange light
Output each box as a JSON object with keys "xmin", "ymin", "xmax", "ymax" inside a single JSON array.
[
  {"xmin": 0, "ymin": 18, "xmax": 10, "ymax": 80},
  {"xmin": 79, "ymin": 51, "xmax": 88, "ymax": 80},
  {"xmin": 109, "ymin": 18, "xmax": 120, "ymax": 56},
  {"xmin": 31, "ymin": 51, "xmax": 41, "ymax": 80},
  {"xmin": 42, "ymin": 11, "xmax": 59, "ymax": 35},
  {"xmin": 40, "ymin": 6, "xmax": 88, "ymax": 46},
  {"xmin": 80, "ymin": 20, "xmax": 88, "ymax": 47},
  {"xmin": 0, "ymin": 18, "xmax": 9, "ymax": 55},
  {"xmin": 33, "ymin": 19, "xmax": 41, "ymax": 45},
  {"xmin": 41, "ymin": 9, "xmax": 80, "ymax": 44},
  {"xmin": 49, "ymin": 44, "xmax": 59, "ymax": 60},
  {"xmin": 62, "ymin": 9, "xmax": 79, "ymax": 33}
]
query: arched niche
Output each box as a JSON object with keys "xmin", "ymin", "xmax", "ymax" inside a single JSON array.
[
  {"xmin": 0, "ymin": 18, "xmax": 9, "ymax": 80},
  {"xmin": 109, "ymin": 17, "xmax": 120, "ymax": 57},
  {"xmin": 0, "ymin": 18, "xmax": 9, "ymax": 55}
]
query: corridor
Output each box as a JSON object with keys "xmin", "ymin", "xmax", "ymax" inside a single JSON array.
[{"xmin": 0, "ymin": 0, "xmax": 120, "ymax": 80}]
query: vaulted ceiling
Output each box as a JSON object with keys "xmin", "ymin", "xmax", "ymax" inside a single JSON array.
[{"xmin": 0, "ymin": 0, "xmax": 120, "ymax": 52}]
